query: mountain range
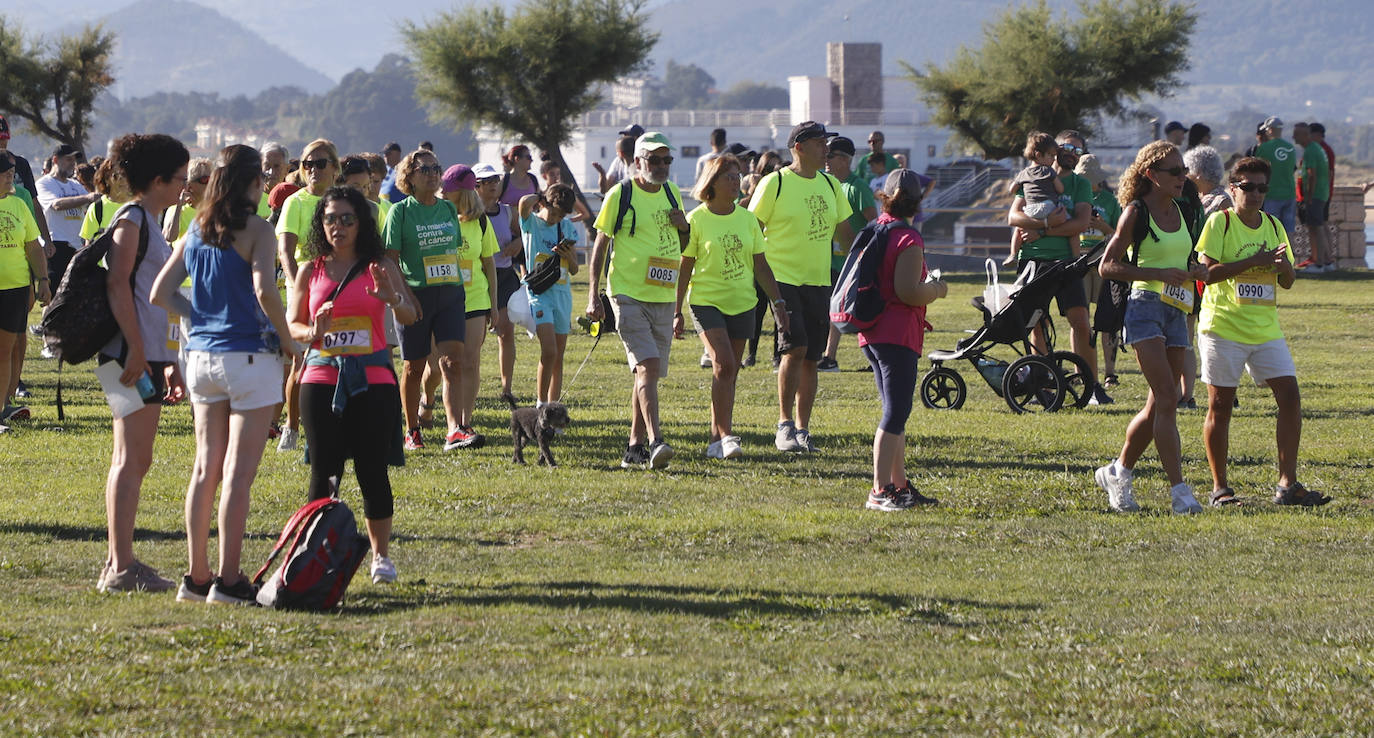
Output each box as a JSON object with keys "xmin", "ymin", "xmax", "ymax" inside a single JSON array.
[{"xmin": 10, "ymin": 0, "xmax": 1374, "ymax": 121}]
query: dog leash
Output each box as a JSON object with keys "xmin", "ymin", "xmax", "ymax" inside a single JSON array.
[{"xmin": 562, "ymin": 331, "xmax": 602, "ymax": 397}]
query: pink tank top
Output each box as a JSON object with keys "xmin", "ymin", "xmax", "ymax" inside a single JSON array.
[
  {"xmin": 857, "ymin": 214, "xmax": 930, "ymax": 354},
  {"xmin": 299, "ymin": 258, "xmax": 396, "ymax": 385}
]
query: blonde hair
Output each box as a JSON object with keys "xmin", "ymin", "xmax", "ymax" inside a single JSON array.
[
  {"xmin": 188, "ymin": 157, "xmax": 214, "ymax": 182},
  {"xmin": 297, "ymin": 138, "xmax": 340, "ymax": 181},
  {"xmin": 447, "ymin": 188, "xmax": 483, "ymax": 220},
  {"xmin": 395, "ymin": 149, "xmax": 438, "ymax": 197},
  {"xmin": 1117, "ymin": 141, "xmax": 1178, "ymax": 208},
  {"xmin": 692, "ymin": 154, "xmax": 741, "ymax": 201}
]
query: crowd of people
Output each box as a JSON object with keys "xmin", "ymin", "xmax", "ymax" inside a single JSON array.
[{"xmin": 0, "ymin": 110, "xmax": 1330, "ymax": 599}]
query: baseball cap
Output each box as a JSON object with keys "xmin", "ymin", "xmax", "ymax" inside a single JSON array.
[
  {"xmin": 442, "ymin": 164, "xmax": 476, "ymax": 192},
  {"xmin": 268, "ymin": 182, "xmax": 302, "ymax": 210},
  {"xmin": 1262, "ymin": 116, "xmax": 1284, "ymax": 131},
  {"xmin": 619, "ymin": 124, "xmax": 645, "ymax": 138},
  {"xmin": 471, "ymin": 162, "xmax": 500, "ymax": 180},
  {"xmin": 1073, "ymin": 153, "xmax": 1107, "ymax": 186},
  {"xmin": 827, "ymin": 136, "xmax": 856, "ymax": 158},
  {"xmin": 52, "ymin": 144, "xmax": 81, "ymax": 159},
  {"xmin": 882, "ymin": 169, "xmax": 925, "ymax": 199},
  {"xmin": 635, "ymin": 132, "xmax": 674, "ymax": 157},
  {"xmin": 1164, "ymin": 121, "xmax": 1186, "ymax": 134},
  {"xmin": 0, "ymin": 116, "xmax": 9, "ymax": 141},
  {"xmin": 787, "ymin": 121, "xmax": 838, "ymax": 149},
  {"xmin": 723, "ymin": 142, "xmax": 756, "ymax": 158}
]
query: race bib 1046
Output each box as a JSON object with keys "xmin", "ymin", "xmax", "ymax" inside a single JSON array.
[
  {"xmin": 1159, "ymin": 282, "xmax": 1195, "ymax": 312},
  {"xmin": 645, "ymin": 256, "xmax": 678, "ymax": 288},
  {"xmin": 319, "ymin": 315, "xmax": 371, "ymax": 357},
  {"xmin": 423, "ymin": 253, "xmax": 459, "ymax": 285}
]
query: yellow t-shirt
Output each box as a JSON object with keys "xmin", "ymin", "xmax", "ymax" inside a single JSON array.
[
  {"xmin": 0, "ymin": 195, "xmax": 41, "ymax": 289},
  {"xmin": 257, "ymin": 191, "xmax": 272, "ymax": 219},
  {"xmin": 683, "ymin": 204, "xmax": 766, "ymax": 316},
  {"xmin": 747, "ymin": 168, "xmax": 852, "ymax": 287},
  {"xmin": 162, "ymin": 205, "xmax": 197, "ymax": 242},
  {"xmin": 1130, "ymin": 202, "xmax": 1195, "ymax": 312},
  {"xmin": 592, "ymin": 179, "xmax": 687, "ymax": 303},
  {"xmin": 79, "ymin": 196, "xmax": 124, "ymax": 242},
  {"xmin": 1197, "ymin": 210, "xmax": 1293, "ymax": 344},
  {"xmin": 457, "ymin": 216, "xmax": 500, "ymax": 312},
  {"xmin": 276, "ymin": 189, "xmax": 321, "ymax": 264},
  {"xmin": 375, "ymin": 197, "xmax": 392, "ymax": 230}
]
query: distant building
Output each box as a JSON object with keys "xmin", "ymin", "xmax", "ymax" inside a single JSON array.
[{"xmin": 194, "ymin": 118, "xmax": 277, "ymax": 155}]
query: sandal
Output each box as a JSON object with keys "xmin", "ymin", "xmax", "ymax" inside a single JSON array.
[
  {"xmin": 417, "ymin": 400, "xmax": 436, "ymax": 429},
  {"xmin": 1273, "ymin": 482, "xmax": 1331, "ymax": 507},
  {"xmin": 1102, "ymin": 373, "xmax": 1119, "ymax": 389},
  {"xmin": 1209, "ymin": 487, "xmax": 1241, "ymax": 507}
]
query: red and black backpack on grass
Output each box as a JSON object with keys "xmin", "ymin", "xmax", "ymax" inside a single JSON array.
[{"xmin": 253, "ymin": 483, "xmax": 369, "ymax": 611}]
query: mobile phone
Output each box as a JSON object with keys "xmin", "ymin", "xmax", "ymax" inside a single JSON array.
[{"xmin": 135, "ymin": 372, "xmax": 159, "ymax": 403}]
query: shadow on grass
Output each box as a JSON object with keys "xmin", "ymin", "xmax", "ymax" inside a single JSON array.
[
  {"xmin": 344, "ymin": 578, "xmax": 1040, "ymax": 626},
  {"xmin": 0, "ymin": 521, "xmax": 183, "ymax": 542}
]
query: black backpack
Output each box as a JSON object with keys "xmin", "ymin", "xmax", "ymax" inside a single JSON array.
[
  {"xmin": 829, "ymin": 219, "xmax": 914, "ymax": 334},
  {"xmin": 524, "ymin": 221, "xmax": 567, "ymax": 295},
  {"xmin": 610, "ymin": 179, "xmax": 680, "ymax": 237},
  {"xmin": 40, "ymin": 203, "xmax": 150, "ymax": 365}
]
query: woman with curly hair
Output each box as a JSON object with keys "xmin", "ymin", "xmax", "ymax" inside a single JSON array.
[
  {"xmin": 1094, "ymin": 141, "xmax": 1209, "ymax": 514},
  {"xmin": 96, "ymin": 133, "xmax": 190, "ymax": 593},
  {"xmin": 151, "ymin": 144, "xmax": 299, "ymax": 604},
  {"xmin": 289, "ymin": 186, "xmax": 415, "ymax": 584}
]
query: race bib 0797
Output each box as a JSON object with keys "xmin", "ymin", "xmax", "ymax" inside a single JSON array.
[{"xmin": 319, "ymin": 315, "xmax": 371, "ymax": 357}]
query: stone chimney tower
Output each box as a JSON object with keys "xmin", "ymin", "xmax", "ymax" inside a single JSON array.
[{"xmin": 827, "ymin": 42, "xmax": 882, "ymax": 125}]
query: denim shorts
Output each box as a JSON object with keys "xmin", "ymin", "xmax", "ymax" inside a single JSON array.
[{"xmin": 1123, "ymin": 290, "xmax": 1190, "ymax": 348}]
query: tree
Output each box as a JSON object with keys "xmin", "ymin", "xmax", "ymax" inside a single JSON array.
[
  {"xmin": 715, "ymin": 81, "xmax": 789, "ymax": 111},
  {"xmin": 909, "ymin": 0, "xmax": 1195, "ymax": 160},
  {"xmin": 0, "ymin": 17, "xmax": 115, "ymax": 152},
  {"xmin": 648, "ymin": 60, "xmax": 715, "ymax": 109},
  {"xmin": 404, "ymin": 0, "xmax": 657, "ymax": 212}
]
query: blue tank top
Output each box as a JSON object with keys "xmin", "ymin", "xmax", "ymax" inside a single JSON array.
[
  {"xmin": 183, "ymin": 223, "xmax": 273, "ymax": 353},
  {"xmin": 487, "ymin": 202, "xmax": 515, "ymax": 269}
]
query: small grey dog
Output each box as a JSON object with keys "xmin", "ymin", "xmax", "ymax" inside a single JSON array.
[{"xmin": 507, "ymin": 395, "xmax": 570, "ymax": 466}]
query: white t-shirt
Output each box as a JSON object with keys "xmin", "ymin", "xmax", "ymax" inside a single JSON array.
[
  {"xmin": 694, "ymin": 151, "xmax": 720, "ymax": 184},
  {"xmin": 606, "ymin": 157, "xmax": 635, "ymax": 188},
  {"xmin": 36, "ymin": 175, "xmax": 90, "ymax": 245}
]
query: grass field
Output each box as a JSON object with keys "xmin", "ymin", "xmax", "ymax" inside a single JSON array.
[{"xmin": 2, "ymin": 270, "xmax": 1372, "ymax": 735}]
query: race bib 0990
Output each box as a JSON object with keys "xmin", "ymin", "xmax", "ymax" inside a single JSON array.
[{"xmin": 1235, "ymin": 278, "xmax": 1276, "ymax": 306}]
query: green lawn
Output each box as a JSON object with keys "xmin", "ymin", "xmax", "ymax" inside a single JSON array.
[{"xmin": 2, "ymin": 271, "xmax": 1372, "ymax": 735}]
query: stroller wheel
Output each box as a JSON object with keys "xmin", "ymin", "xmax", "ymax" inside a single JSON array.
[
  {"xmin": 1003, "ymin": 355, "xmax": 1066, "ymax": 414},
  {"xmin": 1047, "ymin": 351, "xmax": 1093, "ymax": 410},
  {"xmin": 920, "ymin": 367, "xmax": 967, "ymax": 410}
]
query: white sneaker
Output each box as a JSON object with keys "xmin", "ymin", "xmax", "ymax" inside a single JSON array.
[
  {"xmin": 277, "ymin": 427, "xmax": 298, "ymax": 452},
  {"xmin": 775, "ymin": 421, "xmax": 802, "ymax": 452},
  {"xmin": 706, "ymin": 440, "xmax": 724, "ymax": 459},
  {"xmin": 371, "ymin": 554, "xmax": 397, "ymax": 584},
  {"xmin": 1095, "ymin": 462, "xmax": 1139, "ymax": 512},
  {"xmin": 720, "ymin": 435, "xmax": 743, "ymax": 459},
  {"xmin": 699, "ymin": 352, "xmax": 712, "ymax": 368},
  {"xmin": 1171, "ymin": 483, "xmax": 1203, "ymax": 515}
]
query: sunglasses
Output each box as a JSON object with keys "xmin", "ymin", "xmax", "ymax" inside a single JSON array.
[
  {"xmin": 416, "ymin": 164, "xmax": 443, "ymax": 175},
  {"xmin": 641, "ymin": 155, "xmax": 674, "ymax": 166},
  {"xmin": 1059, "ymin": 144, "xmax": 1086, "ymax": 155},
  {"xmin": 322, "ymin": 213, "xmax": 358, "ymax": 226},
  {"xmin": 1231, "ymin": 181, "xmax": 1269, "ymax": 193},
  {"xmin": 1151, "ymin": 165, "xmax": 1188, "ymax": 177},
  {"xmin": 301, "ymin": 158, "xmax": 332, "ymax": 171}
]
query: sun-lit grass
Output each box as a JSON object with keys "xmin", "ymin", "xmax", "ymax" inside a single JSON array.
[{"xmin": 1, "ymin": 270, "xmax": 1371, "ymax": 734}]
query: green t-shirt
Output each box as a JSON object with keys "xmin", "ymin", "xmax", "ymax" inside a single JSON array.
[
  {"xmin": 0, "ymin": 194, "xmax": 41, "ymax": 289},
  {"xmin": 1254, "ymin": 139, "xmax": 1297, "ymax": 201},
  {"xmin": 1301, "ymin": 142, "xmax": 1330, "ymax": 201},
  {"xmin": 1082, "ymin": 188, "xmax": 1122, "ymax": 247},
  {"xmin": 747, "ymin": 168, "xmax": 853, "ymax": 287},
  {"xmin": 276, "ymin": 189, "xmax": 322, "ymax": 264},
  {"xmin": 1017, "ymin": 172, "xmax": 1092, "ymax": 261},
  {"xmin": 683, "ymin": 204, "xmax": 767, "ymax": 316},
  {"xmin": 79, "ymin": 195, "xmax": 123, "ymax": 242},
  {"xmin": 834, "ymin": 171, "xmax": 876, "ymax": 270},
  {"xmin": 457, "ymin": 216, "xmax": 500, "ymax": 311},
  {"xmin": 855, "ymin": 152, "xmax": 900, "ymax": 182},
  {"xmin": 1196, "ymin": 210, "xmax": 1293, "ymax": 344},
  {"xmin": 384, "ymin": 196, "xmax": 461, "ymax": 290},
  {"xmin": 592, "ymin": 179, "xmax": 688, "ymax": 303}
]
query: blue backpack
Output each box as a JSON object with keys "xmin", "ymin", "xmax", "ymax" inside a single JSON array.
[{"xmin": 829, "ymin": 219, "xmax": 913, "ymax": 334}]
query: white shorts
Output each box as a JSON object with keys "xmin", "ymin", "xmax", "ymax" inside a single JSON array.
[
  {"xmin": 1199, "ymin": 333, "xmax": 1296, "ymax": 388},
  {"xmin": 185, "ymin": 350, "xmax": 284, "ymax": 410}
]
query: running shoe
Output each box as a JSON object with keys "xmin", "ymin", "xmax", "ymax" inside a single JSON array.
[
  {"xmin": 1, "ymin": 405, "xmax": 30, "ymax": 422},
  {"xmin": 371, "ymin": 554, "xmax": 397, "ymax": 584},
  {"xmin": 648, "ymin": 439, "xmax": 674, "ymax": 469},
  {"xmin": 276, "ymin": 427, "xmax": 298, "ymax": 451},
  {"xmin": 98, "ymin": 560, "xmax": 175, "ymax": 593},
  {"xmin": 1095, "ymin": 462, "xmax": 1139, "ymax": 512},
  {"xmin": 794, "ymin": 428, "xmax": 816, "ymax": 453},
  {"xmin": 13, "ymin": 380, "xmax": 31, "ymax": 399},
  {"xmin": 404, "ymin": 428, "xmax": 424, "ymax": 451},
  {"xmin": 816, "ymin": 356, "xmax": 839, "ymax": 373},
  {"xmin": 621, "ymin": 443, "xmax": 649, "ymax": 469},
  {"xmin": 775, "ymin": 420, "xmax": 803, "ymax": 452},
  {"xmin": 719, "ymin": 435, "xmax": 743, "ymax": 459},
  {"xmin": 207, "ymin": 576, "xmax": 258, "ymax": 606},
  {"xmin": 443, "ymin": 426, "xmax": 482, "ymax": 450},
  {"xmin": 1170, "ymin": 483, "xmax": 1204, "ymax": 515},
  {"xmin": 706, "ymin": 439, "xmax": 724, "ymax": 459},
  {"xmin": 176, "ymin": 575, "xmax": 212, "ymax": 603},
  {"xmin": 866, "ymin": 484, "xmax": 915, "ymax": 512}
]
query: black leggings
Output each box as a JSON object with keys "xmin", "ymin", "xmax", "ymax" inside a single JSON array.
[
  {"xmin": 300, "ymin": 382, "xmax": 399, "ymax": 520},
  {"xmin": 862, "ymin": 343, "xmax": 920, "ymax": 435}
]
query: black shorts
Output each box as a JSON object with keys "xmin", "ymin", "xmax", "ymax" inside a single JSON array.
[
  {"xmin": 1018, "ymin": 259, "xmax": 1088, "ymax": 317},
  {"xmin": 0, "ymin": 286, "xmax": 29, "ymax": 334},
  {"xmin": 495, "ymin": 266, "xmax": 521, "ymax": 309},
  {"xmin": 690, "ymin": 304, "xmax": 754, "ymax": 341},
  {"xmin": 399, "ymin": 285, "xmax": 466, "ymax": 360},
  {"xmin": 775, "ymin": 282, "xmax": 830, "ymax": 361},
  {"xmin": 465, "ymin": 309, "xmax": 490, "ymax": 320}
]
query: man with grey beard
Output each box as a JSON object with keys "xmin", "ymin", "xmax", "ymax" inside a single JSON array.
[
  {"xmin": 35, "ymin": 144, "xmax": 100, "ymax": 286},
  {"xmin": 586, "ymin": 132, "xmax": 690, "ymax": 470}
]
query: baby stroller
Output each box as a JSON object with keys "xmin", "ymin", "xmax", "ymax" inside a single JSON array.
[{"xmin": 920, "ymin": 243, "xmax": 1105, "ymax": 413}]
